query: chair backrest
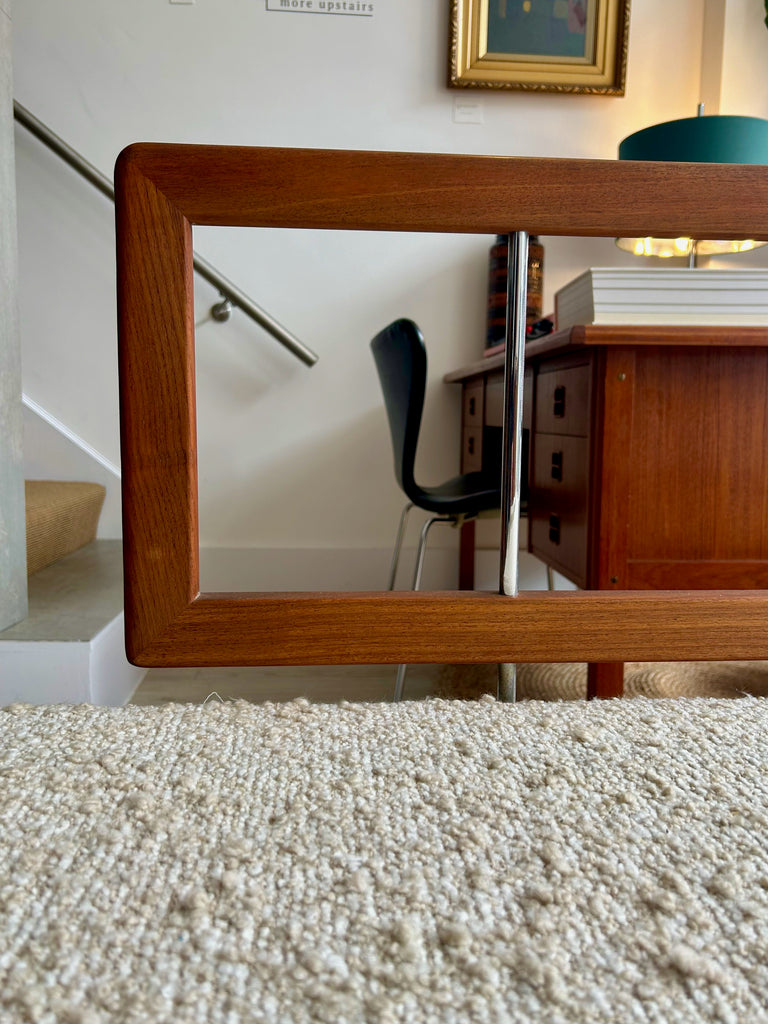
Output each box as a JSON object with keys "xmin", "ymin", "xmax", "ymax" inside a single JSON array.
[{"xmin": 370, "ymin": 318, "xmax": 427, "ymax": 497}]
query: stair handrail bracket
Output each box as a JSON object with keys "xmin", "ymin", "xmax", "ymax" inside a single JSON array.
[{"xmin": 13, "ymin": 101, "xmax": 318, "ymax": 367}]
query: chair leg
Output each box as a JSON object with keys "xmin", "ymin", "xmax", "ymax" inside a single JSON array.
[
  {"xmin": 497, "ymin": 662, "xmax": 516, "ymax": 702},
  {"xmin": 410, "ymin": 515, "xmax": 453, "ymax": 590},
  {"xmin": 393, "ymin": 515, "xmax": 455, "ymax": 702},
  {"xmin": 387, "ymin": 502, "xmax": 413, "ymax": 590},
  {"xmin": 393, "ymin": 663, "xmax": 409, "ymax": 703}
]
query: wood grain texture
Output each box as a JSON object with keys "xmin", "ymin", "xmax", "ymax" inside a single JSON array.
[
  {"xmin": 116, "ymin": 154, "xmax": 200, "ymax": 659},
  {"xmin": 124, "ymin": 590, "xmax": 768, "ymax": 667},
  {"xmin": 572, "ymin": 325, "xmax": 768, "ymax": 348},
  {"xmin": 116, "ymin": 145, "xmax": 768, "ymax": 240},
  {"xmin": 627, "ymin": 561, "xmax": 768, "ymax": 589},
  {"xmin": 527, "ymin": 325, "xmax": 768, "ymax": 359},
  {"xmin": 114, "ymin": 144, "xmax": 768, "ymax": 666},
  {"xmin": 627, "ymin": 347, "xmax": 768, "ymax": 563},
  {"xmin": 591, "ymin": 348, "xmax": 635, "ymax": 589}
]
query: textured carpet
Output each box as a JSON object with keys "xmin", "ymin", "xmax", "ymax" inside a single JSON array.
[{"xmin": 3, "ymin": 697, "xmax": 768, "ymax": 1022}]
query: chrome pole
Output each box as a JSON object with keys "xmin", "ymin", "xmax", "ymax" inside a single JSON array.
[{"xmin": 497, "ymin": 230, "xmax": 529, "ymax": 703}]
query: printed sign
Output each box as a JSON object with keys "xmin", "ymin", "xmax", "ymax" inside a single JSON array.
[{"xmin": 265, "ymin": 0, "xmax": 374, "ymax": 14}]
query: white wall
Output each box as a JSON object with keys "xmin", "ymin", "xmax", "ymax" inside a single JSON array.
[
  {"xmin": 11, "ymin": 0, "xmax": 768, "ymax": 590},
  {"xmin": 720, "ymin": 0, "xmax": 768, "ymax": 118}
]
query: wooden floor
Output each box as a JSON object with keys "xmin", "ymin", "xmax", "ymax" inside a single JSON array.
[{"xmin": 130, "ymin": 664, "xmax": 444, "ymax": 705}]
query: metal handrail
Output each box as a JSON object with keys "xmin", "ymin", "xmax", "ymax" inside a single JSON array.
[{"xmin": 13, "ymin": 101, "xmax": 318, "ymax": 367}]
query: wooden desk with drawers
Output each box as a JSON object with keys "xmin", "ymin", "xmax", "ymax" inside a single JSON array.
[{"xmin": 446, "ymin": 324, "xmax": 768, "ymax": 698}]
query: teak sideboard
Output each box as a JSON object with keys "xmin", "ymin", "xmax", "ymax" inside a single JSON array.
[{"xmin": 448, "ymin": 324, "xmax": 768, "ymax": 697}]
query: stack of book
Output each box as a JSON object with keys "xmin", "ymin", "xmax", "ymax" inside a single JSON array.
[
  {"xmin": 485, "ymin": 235, "xmax": 544, "ymax": 349},
  {"xmin": 554, "ymin": 268, "xmax": 768, "ymax": 330}
]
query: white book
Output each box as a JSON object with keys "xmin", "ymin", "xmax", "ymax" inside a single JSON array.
[{"xmin": 554, "ymin": 268, "xmax": 768, "ymax": 329}]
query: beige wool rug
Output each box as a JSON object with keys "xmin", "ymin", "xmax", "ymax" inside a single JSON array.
[
  {"xmin": 3, "ymin": 695, "xmax": 768, "ymax": 1022},
  {"xmin": 437, "ymin": 660, "xmax": 768, "ymax": 701}
]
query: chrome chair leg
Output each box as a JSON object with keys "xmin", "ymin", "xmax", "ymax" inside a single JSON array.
[
  {"xmin": 411, "ymin": 515, "xmax": 454, "ymax": 590},
  {"xmin": 387, "ymin": 501, "xmax": 414, "ymax": 590},
  {"xmin": 393, "ymin": 514, "xmax": 455, "ymax": 702},
  {"xmin": 546, "ymin": 564, "xmax": 555, "ymax": 590},
  {"xmin": 393, "ymin": 663, "xmax": 409, "ymax": 704}
]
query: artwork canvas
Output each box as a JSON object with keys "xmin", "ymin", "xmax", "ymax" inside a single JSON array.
[{"xmin": 487, "ymin": 0, "xmax": 595, "ymax": 61}]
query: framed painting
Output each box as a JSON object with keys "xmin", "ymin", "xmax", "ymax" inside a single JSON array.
[{"xmin": 449, "ymin": 0, "xmax": 630, "ymax": 95}]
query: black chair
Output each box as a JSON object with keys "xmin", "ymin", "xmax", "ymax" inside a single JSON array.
[{"xmin": 371, "ymin": 318, "xmax": 502, "ymax": 699}]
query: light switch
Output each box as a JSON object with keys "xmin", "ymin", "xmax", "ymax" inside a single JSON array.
[{"xmin": 452, "ymin": 97, "xmax": 484, "ymax": 125}]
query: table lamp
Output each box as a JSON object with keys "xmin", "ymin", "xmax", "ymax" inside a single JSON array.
[{"xmin": 616, "ymin": 113, "xmax": 768, "ymax": 262}]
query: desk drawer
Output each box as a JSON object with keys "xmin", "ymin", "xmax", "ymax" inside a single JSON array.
[
  {"xmin": 462, "ymin": 382, "xmax": 484, "ymax": 428},
  {"xmin": 461, "ymin": 427, "xmax": 483, "ymax": 473},
  {"xmin": 529, "ymin": 509, "xmax": 588, "ymax": 587},
  {"xmin": 535, "ymin": 363, "xmax": 591, "ymax": 436},
  {"xmin": 529, "ymin": 434, "xmax": 589, "ymax": 584},
  {"xmin": 485, "ymin": 373, "xmax": 505, "ymax": 428},
  {"xmin": 531, "ymin": 434, "xmax": 589, "ymax": 498}
]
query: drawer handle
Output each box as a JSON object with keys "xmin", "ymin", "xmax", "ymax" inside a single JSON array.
[
  {"xmin": 553, "ymin": 385, "xmax": 566, "ymax": 417},
  {"xmin": 549, "ymin": 514, "xmax": 561, "ymax": 545},
  {"xmin": 467, "ymin": 435, "xmax": 475, "ymax": 455},
  {"xmin": 468, "ymin": 396, "xmax": 476, "ymax": 417},
  {"xmin": 551, "ymin": 451, "xmax": 563, "ymax": 481}
]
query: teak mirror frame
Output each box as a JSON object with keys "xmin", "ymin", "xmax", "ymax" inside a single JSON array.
[{"xmin": 115, "ymin": 144, "xmax": 768, "ymax": 670}]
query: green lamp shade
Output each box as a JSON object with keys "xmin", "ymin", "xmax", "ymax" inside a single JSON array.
[
  {"xmin": 617, "ymin": 115, "xmax": 768, "ymax": 258},
  {"xmin": 618, "ymin": 114, "xmax": 768, "ymax": 164}
]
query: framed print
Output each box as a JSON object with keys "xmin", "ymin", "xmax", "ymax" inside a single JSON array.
[{"xmin": 449, "ymin": 0, "xmax": 630, "ymax": 95}]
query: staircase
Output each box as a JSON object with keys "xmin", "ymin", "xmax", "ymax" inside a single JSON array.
[{"xmin": 0, "ymin": 477, "xmax": 145, "ymax": 706}]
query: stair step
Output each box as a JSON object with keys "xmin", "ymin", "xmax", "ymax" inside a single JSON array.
[
  {"xmin": 0, "ymin": 540, "xmax": 145, "ymax": 706},
  {"xmin": 25, "ymin": 480, "xmax": 106, "ymax": 576},
  {"xmin": 2, "ymin": 539, "xmax": 124, "ymax": 642}
]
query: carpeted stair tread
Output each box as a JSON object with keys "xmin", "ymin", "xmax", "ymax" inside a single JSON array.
[{"xmin": 25, "ymin": 480, "xmax": 106, "ymax": 576}]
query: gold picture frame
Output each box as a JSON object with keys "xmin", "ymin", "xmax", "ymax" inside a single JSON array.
[{"xmin": 449, "ymin": 0, "xmax": 630, "ymax": 95}]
